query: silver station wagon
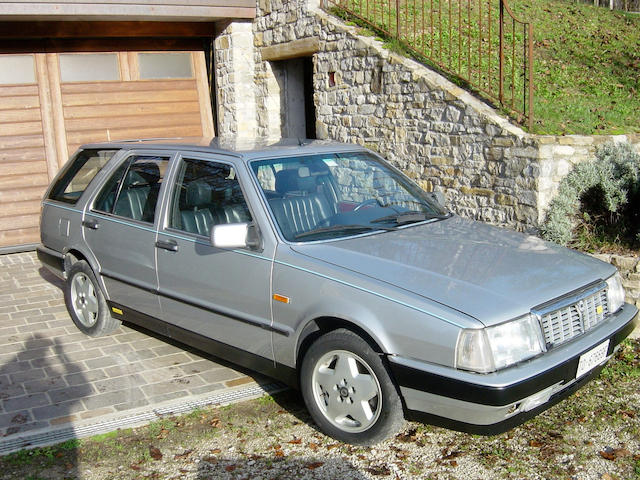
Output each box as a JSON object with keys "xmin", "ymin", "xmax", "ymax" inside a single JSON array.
[{"xmin": 38, "ymin": 138, "xmax": 638, "ymax": 445}]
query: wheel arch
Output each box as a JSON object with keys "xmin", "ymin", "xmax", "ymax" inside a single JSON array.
[
  {"xmin": 62, "ymin": 246, "xmax": 108, "ymax": 298},
  {"xmin": 295, "ymin": 316, "xmax": 388, "ymax": 373}
]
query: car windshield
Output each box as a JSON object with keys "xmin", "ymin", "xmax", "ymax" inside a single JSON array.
[{"xmin": 251, "ymin": 151, "xmax": 449, "ymax": 242}]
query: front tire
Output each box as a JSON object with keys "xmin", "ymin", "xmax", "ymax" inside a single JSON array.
[
  {"xmin": 65, "ymin": 260, "xmax": 120, "ymax": 337},
  {"xmin": 300, "ymin": 329, "xmax": 404, "ymax": 445}
]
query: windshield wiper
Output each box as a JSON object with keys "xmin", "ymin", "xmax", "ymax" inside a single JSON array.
[
  {"xmin": 294, "ymin": 224, "xmax": 394, "ymax": 240},
  {"xmin": 371, "ymin": 211, "xmax": 450, "ymax": 225}
]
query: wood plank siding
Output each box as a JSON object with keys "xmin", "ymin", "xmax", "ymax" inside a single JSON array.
[
  {"xmin": 0, "ymin": 1, "xmax": 255, "ymax": 21},
  {"xmin": 0, "ymin": 50, "xmax": 214, "ymax": 249},
  {"xmin": 0, "ymin": 84, "xmax": 48, "ymax": 247},
  {"xmin": 61, "ymin": 80, "xmax": 204, "ymax": 153}
]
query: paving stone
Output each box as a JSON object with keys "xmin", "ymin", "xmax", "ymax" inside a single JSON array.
[
  {"xmin": 188, "ymin": 383, "xmax": 225, "ymax": 396},
  {"xmin": 82, "ymin": 388, "xmax": 146, "ymax": 411},
  {"xmin": 84, "ymin": 356, "xmax": 121, "ymax": 370},
  {"xmin": 2, "ymin": 421, "xmax": 49, "ymax": 437},
  {"xmin": 23, "ymin": 376, "xmax": 67, "ymax": 394},
  {"xmin": 3, "ymin": 393, "xmax": 50, "ymax": 412},
  {"xmin": 0, "ymin": 410, "xmax": 33, "ymax": 429},
  {"xmin": 141, "ymin": 366, "xmax": 183, "ymax": 384},
  {"xmin": 10, "ymin": 368, "xmax": 46, "ymax": 384},
  {"xmin": 32, "ymin": 401, "xmax": 86, "ymax": 421},
  {"xmin": 104, "ymin": 362, "xmax": 146, "ymax": 378},
  {"xmin": 93, "ymin": 374, "xmax": 147, "ymax": 394},
  {"xmin": 146, "ymin": 353, "xmax": 192, "ymax": 369},
  {"xmin": 65, "ymin": 369, "xmax": 108, "ymax": 387},
  {"xmin": 79, "ymin": 407, "xmax": 116, "ymax": 420},
  {"xmin": 198, "ymin": 368, "xmax": 242, "ymax": 384},
  {"xmin": 100, "ymin": 343, "xmax": 134, "ymax": 357},
  {"xmin": 48, "ymin": 384, "xmax": 95, "ymax": 403},
  {"xmin": 152, "ymin": 344, "xmax": 186, "ymax": 356},
  {"xmin": 178, "ymin": 360, "xmax": 224, "ymax": 376},
  {"xmin": 122, "ymin": 349, "xmax": 157, "ymax": 362},
  {"xmin": 146, "ymin": 390, "xmax": 189, "ymax": 405}
]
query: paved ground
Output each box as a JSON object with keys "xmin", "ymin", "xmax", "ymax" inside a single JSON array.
[{"xmin": 0, "ymin": 251, "xmax": 268, "ymax": 444}]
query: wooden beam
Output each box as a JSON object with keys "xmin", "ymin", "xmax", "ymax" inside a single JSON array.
[
  {"xmin": 260, "ymin": 38, "xmax": 321, "ymax": 62},
  {"xmin": 193, "ymin": 51, "xmax": 215, "ymax": 138},
  {"xmin": 0, "ymin": 21, "xmax": 217, "ymax": 38},
  {"xmin": 0, "ymin": 37, "xmax": 205, "ymax": 54}
]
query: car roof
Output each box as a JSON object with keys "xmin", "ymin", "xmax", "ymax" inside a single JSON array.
[{"xmin": 79, "ymin": 137, "xmax": 367, "ymax": 161}]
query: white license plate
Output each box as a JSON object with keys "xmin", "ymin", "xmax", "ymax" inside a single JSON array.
[{"xmin": 576, "ymin": 340, "xmax": 610, "ymax": 379}]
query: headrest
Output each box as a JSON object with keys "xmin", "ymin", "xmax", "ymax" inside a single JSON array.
[
  {"xmin": 275, "ymin": 167, "xmax": 316, "ymax": 194},
  {"xmin": 185, "ymin": 180, "xmax": 212, "ymax": 207},
  {"xmin": 128, "ymin": 162, "xmax": 161, "ymax": 185}
]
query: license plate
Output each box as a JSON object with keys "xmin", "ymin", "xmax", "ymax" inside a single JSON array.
[{"xmin": 576, "ymin": 340, "xmax": 610, "ymax": 379}]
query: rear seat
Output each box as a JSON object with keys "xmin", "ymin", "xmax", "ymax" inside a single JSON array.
[
  {"xmin": 180, "ymin": 180, "xmax": 216, "ymax": 236},
  {"xmin": 181, "ymin": 180, "xmax": 252, "ymax": 236},
  {"xmin": 268, "ymin": 167, "xmax": 332, "ymax": 240},
  {"xmin": 114, "ymin": 163, "xmax": 161, "ymax": 222}
]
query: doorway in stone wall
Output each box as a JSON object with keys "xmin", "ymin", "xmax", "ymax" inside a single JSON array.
[{"xmin": 273, "ymin": 56, "xmax": 316, "ymax": 139}]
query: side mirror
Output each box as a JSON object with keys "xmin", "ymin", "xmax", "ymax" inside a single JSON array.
[{"xmin": 210, "ymin": 222, "xmax": 261, "ymax": 250}]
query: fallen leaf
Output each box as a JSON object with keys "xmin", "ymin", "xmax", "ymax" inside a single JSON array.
[
  {"xmin": 326, "ymin": 443, "xmax": 340, "ymax": 450},
  {"xmin": 225, "ymin": 465, "xmax": 236, "ymax": 472},
  {"xmin": 130, "ymin": 464, "xmax": 141, "ymax": 471},
  {"xmin": 275, "ymin": 450, "xmax": 284, "ymax": 457},
  {"xmin": 308, "ymin": 442, "xmax": 319, "ymax": 451},
  {"xmin": 210, "ymin": 418, "xmax": 221, "ymax": 428},
  {"xmin": 529, "ymin": 440, "xmax": 543, "ymax": 447},
  {"xmin": 174, "ymin": 449, "xmax": 193, "ymax": 460},
  {"xmin": 599, "ymin": 450, "xmax": 615, "ymax": 461},
  {"xmin": 306, "ymin": 461, "xmax": 324, "ymax": 469},
  {"xmin": 202, "ymin": 456, "xmax": 218, "ymax": 464},
  {"xmin": 288, "ymin": 438, "xmax": 302, "ymax": 444},
  {"xmin": 210, "ymin": 448, "xmax": 221, "ymax": 454},
  {"xmin": 149, "ymin": 446, "xmax": 163, "ymax": 461},
  {"xmin": 366, "ymin": 465, "xmax": 391, "ymax": 476},
  {"xmin": 450, "ymin": 460, "xmax": 458, "ymax": 467}
]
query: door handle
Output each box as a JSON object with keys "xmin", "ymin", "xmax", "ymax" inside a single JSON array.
[
  {"xmin": 155, "ymin": 239, "xmax": 178, "ymax": 252},
  {"xmin": 82, "ymin": 219, "xmax": 100, "ymax": 230}
]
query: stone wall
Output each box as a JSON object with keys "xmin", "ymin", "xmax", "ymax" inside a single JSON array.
[
  {"xmin": 215, "ymin": 0, "xmax": 640, "ymax": 233},
  {"xmin": 591, "ymin": 253, "xmax": 640, "ymax": 338}
]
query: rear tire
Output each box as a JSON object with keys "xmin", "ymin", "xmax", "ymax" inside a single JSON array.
[
  {"xmin": 300, "ymin": 328, "xmax": 405, "ymax": 445},
  {"xmin": 65, "ymin": 260, "xmax": 120, "ymax": 337}
]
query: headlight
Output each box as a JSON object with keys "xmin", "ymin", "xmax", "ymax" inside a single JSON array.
[
  {"xmin": 456, "ymin": 315, "xmax": 545, "ymax": 373},
  {"xmin": 606, "ymin": 272, "xmax": 625, "ymax": 313}
]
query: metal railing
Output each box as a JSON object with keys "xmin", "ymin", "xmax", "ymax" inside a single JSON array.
[{"xmin": 324, "ymin": 0, "xmax": 534, "ymax": 130}]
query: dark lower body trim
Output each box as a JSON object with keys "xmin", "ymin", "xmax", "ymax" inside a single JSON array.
[
  {"xmin": 389, "ymin": 311, "xmax": 637, "ymax": 407},
  {"xmin": 404, "ymin": 360, "xmax": 607, "ymax": 435},
  {"xmin": 107, "ymin": 301, "xmax": 298, "ymax": 388},
  {"xmin": 36, "ymin": 245, "xmax": 65, "ymax": 278}
]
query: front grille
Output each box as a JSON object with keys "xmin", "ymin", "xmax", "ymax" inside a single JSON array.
[{"xmin": 536, "ymin": 286, "xmax": 609, "ymax": 348}]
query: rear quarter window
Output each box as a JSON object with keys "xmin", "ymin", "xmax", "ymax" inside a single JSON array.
[{"xmin": 48, "ymin": 149, "xmax": 118, "ymax": 205}]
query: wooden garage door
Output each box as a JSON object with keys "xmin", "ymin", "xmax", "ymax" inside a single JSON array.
[
  {"xmin": 0, "ymin": 55, "xmax": 52, "ymax": 248},
  {"xmin": 0, "ymin": 51, "xmax": 214, "ymax": 250}
]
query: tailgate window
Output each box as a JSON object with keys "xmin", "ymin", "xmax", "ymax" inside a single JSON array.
[{"xmin": 48, "ymin": 149, "xmax": 118, "ymax": 205}]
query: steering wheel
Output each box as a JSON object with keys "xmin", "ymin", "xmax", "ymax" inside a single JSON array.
[{"xmin": 353, "ymin": 198, "xmax": 381, "ymax": 211}]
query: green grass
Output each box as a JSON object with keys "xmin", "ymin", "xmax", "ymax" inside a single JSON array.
[{"xmin": 332, "ymin": 0, "xmax": 640, "ymax": 134}]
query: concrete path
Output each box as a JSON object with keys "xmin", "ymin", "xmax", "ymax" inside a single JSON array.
[{"xmin": 0, "ymin": 251, "xmax": 279, "ymax": 452}]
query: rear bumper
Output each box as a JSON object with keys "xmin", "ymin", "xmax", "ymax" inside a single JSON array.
[
  {"xmin": 389, "ymin": 303, "xmax": 638, "ymax": 435},
  {"xmin": 36, "ymin": 244, "xmax": 65, "ymax": 279}
]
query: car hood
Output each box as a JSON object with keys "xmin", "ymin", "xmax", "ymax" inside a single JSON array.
[{"xmin": 291, "ymin": 216, "xmax": 615, "ymax": 326}]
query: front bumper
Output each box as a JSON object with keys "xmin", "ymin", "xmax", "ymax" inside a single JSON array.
[{"xmin": 389, "ymin": 303, "xmax": 638, "ymax": 435}]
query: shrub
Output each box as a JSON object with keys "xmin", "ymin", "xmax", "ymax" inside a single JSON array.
[{"xmin": 540, "ymin": 141, "xmax": 640, "ymax": 250}]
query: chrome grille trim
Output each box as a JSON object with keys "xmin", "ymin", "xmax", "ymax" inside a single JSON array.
[{"xmin": 532, "ymin": 281, "xmax": 609, "ymax": 349}]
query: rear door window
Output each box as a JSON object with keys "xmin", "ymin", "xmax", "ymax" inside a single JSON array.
[
  {"xmin": 92, "ymin": 155, "xmax": 170, "ymax": 223},
  {"xmin": 48, "ymin": 149, "xmax": 118, "ymax": 205}
]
